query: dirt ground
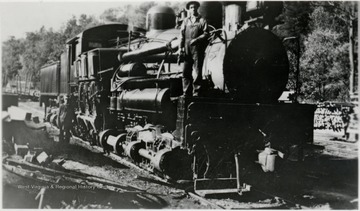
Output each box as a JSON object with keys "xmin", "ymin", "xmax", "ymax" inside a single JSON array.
[
  {"xmin": 3, "ymin": 100, "xmax": 358, "ymax": 209},
  {"xmin": 205, "ymin": 129, "xmax": 358, "ymax": 209}
]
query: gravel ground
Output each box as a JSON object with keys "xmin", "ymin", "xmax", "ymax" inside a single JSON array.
[{"xmin": 4, "ymin": 101, "xmax": 358, "ymax": 209}]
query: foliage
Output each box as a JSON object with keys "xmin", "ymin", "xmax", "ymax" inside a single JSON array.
[
  {"xmin": 21, "ymin": 27, "xmax": 65, "ymax": 83},
  {"xmin": 301, "ymin": 27, "xmax": 349, "ymax": 101},
  {"xmin": 274, "ymin": 1, "xmax": 313, "ymax": 39},
  {"xmin": 99, "ymin": 1, "xmax": 186, "ymax": 29},
  {"xmin": 100, "ymin": 2, "xmax": 156, "ymax": 29},
  {"xmin": 300, "ymin": 4, "xmax": 354, "ymax": 102},
  {"xmin": 273, "ymin": 2, "xmax": 313, "ymax": 92},
  {"xmin": 61, "ymin": 14, "xmax": 101, "ymax": 40},
  {"xmin": 275, "ymin": 1, "xmax": 357, "ymax": 103},
  {"xmin": 2, "ymin": 36, "xmax": 24, "ymax": 86},
  {"xmin": 5, "ymin": 14, "xmax": 100, "ymax": 84}
]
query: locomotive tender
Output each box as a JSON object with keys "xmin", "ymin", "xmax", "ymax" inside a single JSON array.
[{"xmin": 40, "ymin": 1, "xmax": 315, "ymax": 193}]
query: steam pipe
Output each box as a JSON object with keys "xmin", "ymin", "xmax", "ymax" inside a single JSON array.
[{"xmin": 120, "ymin": 38, "xmax": 178, "ymax": 62}]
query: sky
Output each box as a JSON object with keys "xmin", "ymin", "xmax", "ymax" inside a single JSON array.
[{"xmin": 0, "ymin": 0, "xmax": 149, "ymax": 42}]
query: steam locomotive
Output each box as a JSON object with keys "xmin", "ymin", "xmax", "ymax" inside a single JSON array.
[{"xmin": 40, "ymin": 1, "xmax": 315, "ymax": 193}]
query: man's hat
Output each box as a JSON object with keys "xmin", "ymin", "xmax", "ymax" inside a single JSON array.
[{"xmin": 186, "ymin": 1, "xmax": 200, "ymax": 9}]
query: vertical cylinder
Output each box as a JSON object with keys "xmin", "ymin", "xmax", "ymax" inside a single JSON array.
[
  {"xmin": 81, "ymin": 54, "xmax": 88, "ymax": 79},
  {"xmin": 224, "ymin": 3, "xmax": 242, "ymax": 32},
  {"xmin": 87, "ymin": 51, "xmax": 98, "ymax": 78},
  {"xmin": 116, "ymin": 93, "xmax": 122, "ymax": 111},
  {"xmin": 180, "ymin": 9, "xmax": 187, "ymax": 20},
  {"xmin": 234, "ymin": 153, "xmax": 241, "ymax": 191},
  {"xmin": 199, "ymin": 1, "xmax": 223, "ymax": 29},
  {"xmin": 109, "ymin": 93, "xmax": 117, "ymax": 111},
  {"xmin": 266, "ymin": 154, "xmax": 276, "ymax": 172}
]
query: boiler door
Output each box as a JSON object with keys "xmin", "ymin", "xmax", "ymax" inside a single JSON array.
[{"xmin": 223, "ymin": 27, "xmax": 289, "ymax": 103}]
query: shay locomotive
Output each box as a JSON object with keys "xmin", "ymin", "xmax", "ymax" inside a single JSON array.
[{"xmin": 40, "ymin": 1, "xmax": 315, "ymax": 193}]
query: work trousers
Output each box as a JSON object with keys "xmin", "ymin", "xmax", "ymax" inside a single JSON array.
[{"xmin": 182, "ymin": 53, "xmax": 204, "ymax": 96}]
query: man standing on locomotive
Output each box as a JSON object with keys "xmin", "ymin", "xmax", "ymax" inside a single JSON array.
[{"xmin": 179, "ymin": 1, "xmax": 209, "ymax": 97}]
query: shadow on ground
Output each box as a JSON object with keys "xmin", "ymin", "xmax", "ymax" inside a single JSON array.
[{"xmin": 3, "ymin": 184, "xmax": 168, "ymax": 209}]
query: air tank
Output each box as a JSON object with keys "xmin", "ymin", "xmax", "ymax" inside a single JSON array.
[
  {"xmin": 117, "ymin": 63, "xmax": 147, "ymax": 77},
  {"xmin": 117, "ymin": 88, "xmax": 172, "ymax": 114}
]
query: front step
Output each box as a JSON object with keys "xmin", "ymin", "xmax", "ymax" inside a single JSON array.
[
  {"xmin": 194, "ymin": 178, "xmax": 251, "ymax": 197},
  {"xmin": 194, "ymin": 153, "xmax": 251, "ymax": 197}
]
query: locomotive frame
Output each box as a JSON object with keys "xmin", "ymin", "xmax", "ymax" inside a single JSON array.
[{"xmin": 40, "ymin": 1, "xmax": 316, "ymax": 195}]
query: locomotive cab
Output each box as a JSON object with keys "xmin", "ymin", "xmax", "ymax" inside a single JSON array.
[{"xmin": 65, "ymin": 24, "xmax": 144, "ymax": 80}]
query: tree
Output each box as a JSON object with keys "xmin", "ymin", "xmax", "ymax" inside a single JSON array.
[
  {"xmin": 273, "ymin": 2, "xmax": 313, "ymax": 93},
  {"xmin": 274, "ymin": 1, "xmax": 313, "ymax": 39},
  {"xmin": 61, "ymin": 14, "xmax": 100, "ymax": 40},
  {"xmin": 99, "ymin": 2, "xmax": 166, "ymax": 29},
  {"xmin": 301, "ymin": 6, "xmax": 351, "ymax": 102},
  {"xmin": 21, "ymin": 26, "xmax": 67, "ymax": 83},
  {"xmin": 21, "ymin": 30, "xmax": 44, "ymax": 83},
  {"xmin": 163, "ymin": 1, "xmax": 186, "ymax": 14},
  {"xmin": 132, "ymin": 2, "xmax": 157, "ymax": 29},
  {"xmin": 43, "ymin": 29, "xmax": 67, "ymax": 62},
  {"xmin": 3, "ymin": 13, "xmax": 101, "ymax": 86},
  {"xmin": 2, "ymin": 36, "xmax": 24, "ymax": 86}
]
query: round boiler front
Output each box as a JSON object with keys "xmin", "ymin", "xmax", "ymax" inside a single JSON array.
[{"xmin": 223, "ymin": 27, "xmax": 289, "ymax": 103}]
